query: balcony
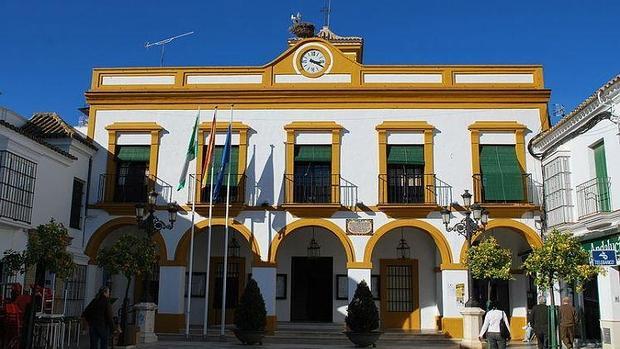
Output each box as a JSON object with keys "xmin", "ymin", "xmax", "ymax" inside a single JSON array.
[
  {"xmin": 577, "ymin": 177, "xmax": 611, "ymax": 219},
  {"xmin": 186, "ymin": 173, "xmax": 247, "ymax": 216},
  {"xmin": 472, "ymin": 173, "xmax": 541, "ymax": 216},
  {"xmin": 282, "ymin": 173, "xmax": 358, "ymax": 216},
  {"xmin": 377, "ymin": 173, "xmax": 452, "ymax": 217},
  {"xmin": 0, "ymin": 151, "xmax": 37, "ymax": 225},
  {"xmin": 95, "ymin": 173, "xmax": 172, "ymax": 215}
]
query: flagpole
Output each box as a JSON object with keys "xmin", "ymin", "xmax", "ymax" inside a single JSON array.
[
  {"xmin": 185, "ymin": 108, "xmax": 200, "ymax": 338},
  {"xmin": 220, "ymin": 105, "xmax": 234, "ymax": 336},
  {"xmin": 202, "ymin": 108, "xmax": 218, "ymax": 337}
]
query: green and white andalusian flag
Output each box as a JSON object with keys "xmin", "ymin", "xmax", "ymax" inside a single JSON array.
[{"xmin": 177, "ymin": 115, "xmax": 199, "ymax": 190}]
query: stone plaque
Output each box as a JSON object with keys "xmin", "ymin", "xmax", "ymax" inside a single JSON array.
[
  {"xmin": 603, "ymin": 327, "xmax": 611, "ymax": 344},
  {"xmin": 346, "ymin": 219, "xmax": 373, "ymax": 235}
]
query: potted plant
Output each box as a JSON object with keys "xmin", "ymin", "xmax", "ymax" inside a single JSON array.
[
  {"xmin": 344, "ymin": 280, "xmax": 382, "ymax": 347},
  {"xmin": 233, "ymin": 278, "xmax": 267, "ymax": 345}
]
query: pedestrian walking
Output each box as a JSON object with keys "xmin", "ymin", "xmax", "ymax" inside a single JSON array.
[
  {"xmin": 530, "ymin": 296, "xmax": 549, "ymax": 349},
  {"xmin": 479, "ymin": 301, "xmax": 511, "ymax": 349},
  {"xmin": 82, "ymin": 286, "xmax": 116, "ymax": 349},
  {"xmin": 559, "ymin": 297, "xmax": 578, "ymax": 349}
]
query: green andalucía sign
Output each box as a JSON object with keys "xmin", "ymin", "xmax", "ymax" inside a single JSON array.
[{"xmin": 581, "ymin": 234, "xmax": 620, "ymax": 254}]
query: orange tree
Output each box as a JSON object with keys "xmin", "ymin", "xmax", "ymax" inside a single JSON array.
[{"xmin": 466, "ymin": 236, "xmax": 512, "ymax": 309}]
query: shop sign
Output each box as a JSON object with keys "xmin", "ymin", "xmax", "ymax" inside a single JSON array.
[
  {"xmin": 591, "ymin": 250, "xmax": 617, "ymax": 266},
  {"xmin": 581, "ymin": 234, "xmax": 620, "ymax": 255},
  {"xmin": 346, "ymin": 219, "xmax": 373, "ymax": 235}
]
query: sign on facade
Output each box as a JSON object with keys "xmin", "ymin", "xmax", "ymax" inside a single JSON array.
[
  {"xmin": 592, "ymin": 250, "xmax": 617, "ymax": 266},
  {"xmin": 346, "ymin": 219, "xmax": 373, "ymax": 235}
]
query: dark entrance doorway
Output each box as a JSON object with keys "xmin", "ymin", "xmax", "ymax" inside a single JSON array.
[
  {"xmin": 582, "ymin": 278, "xmax": 601, "ymax": 341},
  {"xmin": 474, "ymin": 279, "xmax": 510, "ymax": 314},
  {"xmin": 291, "ymin": 257, "xmax": 332, "ymax": 322}
]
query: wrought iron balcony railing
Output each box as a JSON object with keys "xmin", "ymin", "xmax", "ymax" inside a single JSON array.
[
  {"xmin": 283, "ymin": 173, "xmax": 358, "ymax": 206},
  {"xmin": 0, "ymin": 150, "xmax": 37, "ymax": 224},
  {"xmin": 187, "ymin": 173, "xmax": 246, "ymax": 204},
  {"xmin": 378, "ymin": 173, "xmax": 452, "ymax": 207},
  {"xmin": 576, "ymin": 177, "xmax": 611, "ymax": 218},
  {"xmin": 472, "ymin": 173, "xmax": 538, "ymax": 204},
  {"xmin": 97, "ymin": 173, "xmax": 172, "ymax": 205}
]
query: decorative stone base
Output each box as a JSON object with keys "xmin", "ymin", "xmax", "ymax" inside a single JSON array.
[
  {"xmin": 601, "ymin": 320, "xmax": 620, "ymax": 349},
  {"xmin": 134, "ymin": 302, "xmax": 158, "ymax": 344},
  {"xmin": 460, "ymin": 307, "xmax": 485, "ymax": 349}
]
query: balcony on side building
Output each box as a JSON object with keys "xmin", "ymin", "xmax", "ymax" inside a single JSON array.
[
  {"xmin": 576, "ymin": 177, "xmax": 612, "ymax": 219},
  {"xmin": 472, "ymin": 173, "xmax": 541, "ymax": 216},
  {"xmin": 377, "ymin": 173, "xmax": 452, "ymax": 217},
  {"xmin": 95, "ymin": 173, "xmax": 172, "ymax": 214},
  {"xmin": 0, "ymin": 150, "xmax": 37, "ymax": 225}
]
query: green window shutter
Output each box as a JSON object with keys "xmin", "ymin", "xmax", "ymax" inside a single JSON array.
[
  {"xmin": 116, "ymin": 146, "xmax": 150, "ymax": 162},
  {"xmin": 294, "ymin": 145, "xmax": 332, "ymax": 162},
  {"xmin": 479, "ymin": 145, "xmax": 524, "ymax": 201},
  {"xmin": 205, "ymin": 145, "xmax": 240, "ymax": 185},
  {"xmin": 387, "ymin": 145, "xmax": 424, "ymax": 165},
  {"xmin": 593, "ymin": 143, "xmax": 611, "ymax": 211}
]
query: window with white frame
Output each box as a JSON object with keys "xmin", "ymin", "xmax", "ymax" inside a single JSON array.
[{"xmin": 544, "ymin": 156, "xmax": 572, "ymax": 227}]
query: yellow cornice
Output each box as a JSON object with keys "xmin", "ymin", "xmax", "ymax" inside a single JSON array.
[
  {"xmin": 467, "ymin": 121, "xmax": 527, "ymax": 131},
  {"xmin": 198, "ymin": 121, "xmax": 250, "ymax": 131},
  {"xmin": 284, "ymin": 121, "xmax": 343, "ymax": 131},
  {"xmin": 104, "ymin": 122, "xmax": 163, "ymax": 131},
  {"xmin": 376, "ymin": 121, "xmax": 434, "ymax": 131}
]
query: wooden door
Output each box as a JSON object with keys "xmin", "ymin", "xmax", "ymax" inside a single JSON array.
[
  {"xmin": 209, "ymin": 257, "xmax": 245, "ymax": 325},
  {"xmin": 380, "ymin": 259, "xmax": 420, "ymax": 329}
]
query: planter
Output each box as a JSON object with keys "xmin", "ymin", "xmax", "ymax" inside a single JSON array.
[
  {"xmin": 233, "ymin": 328, "xmax": 265, "ymax": 345},
  {"xmin": 343, "ymin": 331, "xmax": 383, "ymax": 347}
]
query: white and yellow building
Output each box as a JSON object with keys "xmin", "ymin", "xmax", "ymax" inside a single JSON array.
[{"xmin": 81, "ymin": 28, "xmax": 550, "ymax": 338}]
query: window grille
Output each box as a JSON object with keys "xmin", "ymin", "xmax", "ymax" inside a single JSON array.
[
  {"xmin": 543, "ymin": 156, "xmax": 572, "ymax": 227},
  {"xmin": 0, "ymin": 151, "xmax": 37, "ymax": 224}
]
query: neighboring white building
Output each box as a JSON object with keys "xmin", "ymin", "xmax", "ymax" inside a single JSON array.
[
  {"xmin": 531, "ymin": 74, "xmax": 620, "ymax": 348},
  {"xmin": 82, "ymin": 28, "xmax": 550, "ymax": 338},
  {"xmin": 0, "ymin": 108, "xmax": 97, "ymax": 315}
]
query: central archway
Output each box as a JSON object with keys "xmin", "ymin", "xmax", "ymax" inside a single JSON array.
[{"xmin": 363, "ymin": 219, "xmax": 454, "ymax": 268}]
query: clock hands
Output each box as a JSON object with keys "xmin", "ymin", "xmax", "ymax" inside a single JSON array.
[{"xmin": 309, "ymin": 59, "xmax": 324, "ymax": 68}]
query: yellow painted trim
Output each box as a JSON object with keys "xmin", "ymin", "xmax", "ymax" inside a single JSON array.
[
  {"xmin": 269, "ymin": 218, "xmax": 355, "ymax": 266},
  {"xmin": 459, "ymin": 218, "xmax": 543, "ymax": 263},
  {"xmin": 173, "ymin": 217, "xmax": 261, "ymax": 265},
  {"xmin": 375, "ymin": 121, "xmax": 435, "ymax": 204},
  {"xmin": 195, "ymin": 121, "xmax": 250, "ymax": 202},
  {"xmin": 84, "ymin": 217, "xmax": 168, "ymax": 264},
  {"xmin": 468, "ymin": 121, "xmax": 528, "ymax": 202},
  {"xmin": 265, "ymin": 315, "xmax": 277, "ymax": 335},
  {"xmin": 103, "ymin": 122, "xmax": 164, "ymax": 202},
  {"xmin": 363, "ymin": 219, "xmax": 453, "ymax": 269},
  {"xmin": 154, "ymin": 313, "xmax": 185, "ymax": 333},
  {"xmin": 510, "ymin": 316, "xmax": 527, "ymax": 340},
  {"xmin": 441, "ymin": 317, "xmax": 463, "ymax": 338},
  {"xmin": 283, "ymin": 122, "xmax": 343, "ymax": 204},
  {"xmin": 380, "ymin": 258, "xmax": 420, "ymax": 329}
]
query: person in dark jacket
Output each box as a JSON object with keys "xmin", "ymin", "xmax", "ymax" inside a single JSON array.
[
  {"xmin": 530, "ymin": 296, "xmax": 549, "ymax": 349},
  {"xmin": 559, "ymin": 297, "xmax": 578, "ymax": 349},
  {"xmin": 83, "ymin": 286, "xmax": 115, "ymax": 349}
]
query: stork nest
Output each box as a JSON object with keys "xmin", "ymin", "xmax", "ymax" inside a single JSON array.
[{"xmin": 289, "ymin": 22, "xmax": 315, "ymax": 38}]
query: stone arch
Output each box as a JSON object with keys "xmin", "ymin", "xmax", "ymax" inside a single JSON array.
[
  {"xmin": 363, "ymin": 219, "xmax": 454, "ymax": 269},
  {"xmin": 85, "ymin": 216, "xmax": 168, "ymax": 264},
  {"xmin": 173, "ymin": 218, "xmax": 261, "ymax": 265},
  {"xmin": 269, "ymin": 219, "xmax": 356, "ymax": 267},
  {"xmin": 459, "ymin": 218, "xmax": 543, "ymax": 263}
]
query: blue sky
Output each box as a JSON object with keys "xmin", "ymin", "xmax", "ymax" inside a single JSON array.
[{"xmin": 0, "ymin": 0, "xmax": 618, "ymax": 125}]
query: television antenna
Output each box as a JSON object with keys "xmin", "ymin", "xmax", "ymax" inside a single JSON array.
[
  {"xmin": 321, "ymin": 0, "xmax": 332, "ymax": 28},
  {"xmin": 145, "ymin": 31, "xmax": 194, "ymax": 66}
]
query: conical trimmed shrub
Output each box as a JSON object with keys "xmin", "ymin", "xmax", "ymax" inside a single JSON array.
[
  {"xmin": 234, "ymin": 278, "xmax": 267, "ymax": 331},
  {"xmin": 345, "ymin": 280, "xmax": 379, "ymax": 332}
]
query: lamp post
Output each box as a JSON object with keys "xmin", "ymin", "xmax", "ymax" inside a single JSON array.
[
  {"xmin": 440, "ymin": 189, "xmax": 489, "ymax": 308},
  {"xmin": 135, "ymin": 190, "xmax": 179, "ymax": 302}
]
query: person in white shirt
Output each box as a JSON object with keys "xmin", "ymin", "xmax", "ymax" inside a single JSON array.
[{"xmin": 479, "ymin": 301, "xmax": 511, "ymax": 349}]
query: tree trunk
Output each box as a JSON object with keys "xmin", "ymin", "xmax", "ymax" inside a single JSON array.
[{"xmin": 487, "ymin": 280, "xmax": 492, "ymax": 311}]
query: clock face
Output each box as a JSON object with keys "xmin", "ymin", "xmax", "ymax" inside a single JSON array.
[{"xmin": 300, "ymin": 49, "xmax": 327, "ymax": 75}]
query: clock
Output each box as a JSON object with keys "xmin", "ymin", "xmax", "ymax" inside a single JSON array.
[{"xmin": 300, "ymin": 49, "xmax": 327, "ymax": 76}]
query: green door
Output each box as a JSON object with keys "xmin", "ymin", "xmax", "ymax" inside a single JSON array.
[
  {"xmin": 479, "ymin": 145, "xmax": 524, "ymax": 202},
  {"xmin": 593, "ymin": 143, "xmax": 611, "ymax": 212}
]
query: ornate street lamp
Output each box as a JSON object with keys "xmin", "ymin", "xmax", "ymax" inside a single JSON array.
[
  {"xmin": 441, "ymin": 189, "xmax": 489, "ymax": 308},
  {"xmin": 307, "ymin": 227, "xmax": 321, "ymax": 258},
  {"xmin": 396, "ymin": 228, "xmax": 411, "ymax": 259}
]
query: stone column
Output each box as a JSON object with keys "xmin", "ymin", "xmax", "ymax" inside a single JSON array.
[
  {"xmin": 252, "ymin": 266, "xmax": 276, "ymax": 334},
  {"xmin": 347, "ymin": 268, "xmax": 371, "ymax": 302},
  {"xmin": 460, "ymin": 307, "xmax": 485, "ymax": 349},
  {"xmin": 156, "ymin": 266, "xmax": 186, "ymax": 333},
  {"xmin": 134, "ymin": 302, "xmax": 158, "ymax": 343},
  {"xmin": 598, "ymin": 266, "xmax": 620, "ymax": 349}
]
